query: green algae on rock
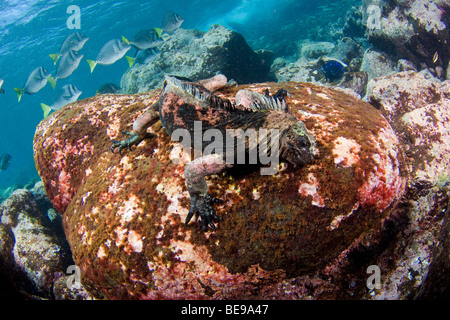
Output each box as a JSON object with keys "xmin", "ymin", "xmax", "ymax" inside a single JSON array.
[{"xmin": 33, "ymin": 81, "xmax": 406, "ymax": 299}]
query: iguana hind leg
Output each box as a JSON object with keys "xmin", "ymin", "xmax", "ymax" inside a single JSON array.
[{"xmin": 184, "ymin": 153, "xmax": 232, "ymax": 231}]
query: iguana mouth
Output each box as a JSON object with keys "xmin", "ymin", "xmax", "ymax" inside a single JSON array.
[{"xmin": 162, "ymin": 75, "xmax": 235, "ymax": 111}]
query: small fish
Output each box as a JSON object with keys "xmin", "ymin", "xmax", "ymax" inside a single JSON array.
[
  {"xmin": 40, "ymin": 84, "xmax": 82, "ymax": 118},
  {"xmin": 122, "ymin": 28, "xmax": 163, "ymax": 51},
  {"xmin": 97, "ymin": 83, "xmax": 121, "ymax": 94},
  {"xmin": 127, "ymin": 47, "xmax": 159, "ymax": 66},
  {"xmin": 14, "ymin": 67, "xmax": 52, "ymax": 102},
  {"xmin": 49, "ymin": 32, "xmax": 89, "ymax": 64},
  {"xmin": 48, "ymin": 50, "xmax": 83, "ymax": 89},
  {"xmin": 87, "ymin": 39, "xmax": 131, "ymax": 73},
  {"xmin": 162, "ymin": 11, "xmax": 184, "ymax": 34},
  {"xmin": 0, "ymin": 153, "xmax": 12, "ymax": 171},
  {"xmin": 0, "ymin": 78, "xmax": 4, "ymax": 94},
  {"xmin": 433, "ymin": 51, "xmax": 439, "ymax": 63},
  {"xmin": 319, "ymin": 59, "xmax": 347, "ymax": 82}
]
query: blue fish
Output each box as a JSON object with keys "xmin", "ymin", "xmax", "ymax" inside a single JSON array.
[{"xmin": 320, "ymin": 60, "xmax": 346, "ymax": 82}]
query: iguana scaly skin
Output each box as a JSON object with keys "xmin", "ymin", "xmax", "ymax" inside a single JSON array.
[{"xmin": 111, "ymin": 74, "xmax": 316, "ymax": 231}]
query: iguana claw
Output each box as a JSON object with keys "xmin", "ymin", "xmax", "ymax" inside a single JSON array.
[
  {"xmin": 185, "ymin": 193, "xmax": 224, "ymax": 231},
  {"xmin": 111, "ymin": 131, "xmax": 154, "ymax": 154}
]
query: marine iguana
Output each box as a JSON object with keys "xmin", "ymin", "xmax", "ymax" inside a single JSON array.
[{"xmin": 111, "ymin": 74, "xmax": 316, "ymax": 231}]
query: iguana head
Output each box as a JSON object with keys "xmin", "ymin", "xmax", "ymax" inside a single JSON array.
[{"xmin": 280, "ymin": 121, "xmax": 316, "ymax": 167}]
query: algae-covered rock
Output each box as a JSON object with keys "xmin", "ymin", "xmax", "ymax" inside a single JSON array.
[
  {"xmin": 0, "ymin": 188, "xmax": 73, "ymax": 298},
  {"xmin": 365, "ymin": 71, "xmax": 450, "ymax": 185},
  {"xmin": 33, "ymin": 81, "xmax": 406, "ymax": 299},
  {"xmin": 360, "ymin": 49, "xmax": 397, "ymax": 81},
  {"xmin": 53, "ymin": 274, "xmax": 94, "ymax": 300},
  {"xmin": 121, "ymin": 25, "xmax": 272, "ymax": 94},
  {"xmin": 363, "ymin": 0, "xmax": 449, "ymax": 75},
  {"xmin": 364, "ymin": 71, "xmax": 450, "ymax": 299}
]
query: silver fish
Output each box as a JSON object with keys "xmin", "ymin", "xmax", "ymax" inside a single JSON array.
[
  {"xmin": 162, "ymin": 11, "xmax": 184, "ymax": 34},
  {"xmin": 0, "ymin": 78, "xmax": 4, "ymax": 94},
  {"xmin": 41, "ymin": 84, "xmax": 82, "ymax": 118},
  {"xmin": 50, "ymin": 32, "xmax": 89, "ymax": 64},
  {"xmin": 97, "ymin": 83, "xmax": 121, "ymax": 94},
  {"xmin": 122, "ymin": 28, "xmax": 163, "ymax": 50},
  {"xmin": 87, "ymin": 39, "xmax": 131, "ymax": 73},
  {"xmin": 0, "ymin": 153, "xmax": 12, "ymax": 171},
  {"xmin": 14, "ymin": 67, "xmax": 51, "ymax": 102},
  {"xmin": 127, "ymin": 47, "xmax": 159, "ymax": 67},
  {"xmin": 48, "ymin": 50, "xmax": 83, "ymax": 88},
  {"xmin": 136, "ymin": 47, "xmax": 159, "ymax": 64}
]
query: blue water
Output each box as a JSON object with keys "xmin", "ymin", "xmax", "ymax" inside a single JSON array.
[{"xmin": 0, "ymin": 0, "xmax": 357, "ymax": 192}]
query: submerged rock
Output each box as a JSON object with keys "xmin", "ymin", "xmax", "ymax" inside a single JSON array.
[
  {"xmin": 365, "ymin": 71, "xmax": 450, "ymax": 299},
  {"xmin": 363, "ymin": 0, "xmax": 449, "ymax": 76},
  {"xmin": 33, "ymin": 81, "xmax": 406, "ymax": 299},
  {"xmin": 327, "ymin": 37, "xmax": 361, "ymax": 65},
  {"xmin": 360, "ymin": 49, "xmax": 397, "ymax": 81},
  {"xmin": 299, "ymin": 41, "xmax": 335, "ymax": 59},
  {"xmin": 365, "ymin": 71, "xmax": 450, "ymax": 183},
  {"xmin": 53, "ymin": 274, "xmax": 94, "ymax": 300},
  {"xmin": 121, "ymin": 25, "xmax": 272, "ymax": 94},
  {"xmin": 336, "ymin": 71, "xmax": 369, "ymax": 95},
  {"xmin": 0, "ymin": 186, "xmax": 73, "ymax": 298}
]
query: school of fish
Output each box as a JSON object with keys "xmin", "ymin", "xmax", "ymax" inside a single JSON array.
[{"xmin": 1, "ymin": 11, "xmax": 183, "ymax": 119}]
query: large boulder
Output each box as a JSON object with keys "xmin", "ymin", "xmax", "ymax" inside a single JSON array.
[
  {"xmin": 33, "ymin": 81, "xmax": 406, "ymax": 299},
  {"xmin": 121, "ymin": 25, "xmax": 273, "ymax": 94}
]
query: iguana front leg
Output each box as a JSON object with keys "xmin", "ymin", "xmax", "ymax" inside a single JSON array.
[
  {"xmin": 111, "ymin": 102, "xmax": 160, "ymax": 154},
  {"xmin": 184, "ymin": 153, "xmax": 232, "ymax": 231}
]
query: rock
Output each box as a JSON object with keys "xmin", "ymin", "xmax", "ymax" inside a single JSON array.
[
  {"xmin": 336, "ymin": 71, "xmax": 369, "ymax": 95},
  {"xmin": 348, "ymin": 57, "xmax": 363, "ymax": 72},
  {"xmin": 273, "ymin": 57, "xmax": 320, "ymax": 83},
  {"xmin": 299, "ymin": 41, "xmax": 335, "ymax": 59},
  {"xmin": 33, "ymin": 81, "xmax": 406, "ymax": 299},
  {"xmin": 53, "ymin": 274, "xmax": 94, "ymax": 300},
  {"xmin": 447, "ymin": 62, "xmax": 450, "ymax": 80},
  {"xmin": 419, "ymin": 68, "xmax": 442, "ymax": 83},
  {"xmin": 342, "ymin": 6, "xmax": 366, "ymax": 39},
  {"xmin": 360, "ymin": 49, "xmax": 397, "ymax": 81},
  {"xmin": 365, "ymin": 71, "xmax": 450, "ymax": 185},
  {"xmin": 397, "ymin": 59, "xmax": 417, "ymax": 72},
  {"xmin": 0, "ymin": 224, "xmax": 14, "ymax": 267},
  {"xmin": 328, "ymin": 37, "xmax": 361, "ymax": 65},
  {"xmin": 121, "ymin": 25, "xmax": 272, "ymax": 94},
  {"xmin": 364, "ymin": 71, "xmax": 450, "ymax": 299},
  {"xmin": 0, "ymin": 187, "xmax": 73, "ymax": 298},
  {"xmin": 415, "ymin": 205, "xmax": 450, "ymax": 299},
  {"xmin": 275, "ymin": 57, "xmax": 368, "ymax": 97},
  {"xmin": 363, "ymin": 0, "xmax": 449, "ymax": 72}
]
